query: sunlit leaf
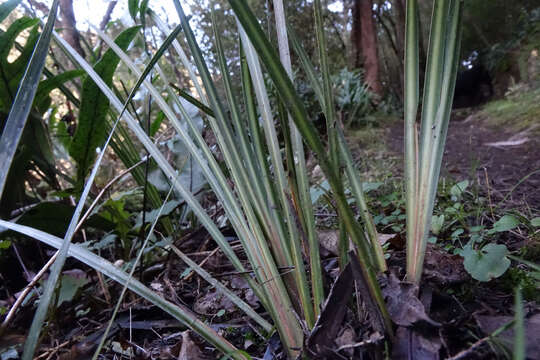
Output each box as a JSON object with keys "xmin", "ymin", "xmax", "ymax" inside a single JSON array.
[{"xmin": 0, "ymin": 0, "xmax": 21, "ymax": 23}]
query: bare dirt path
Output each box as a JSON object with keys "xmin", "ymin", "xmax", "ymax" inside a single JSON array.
[{"xmin": 386, "ymin": 113, "xmax": 540, "ymax": 214}]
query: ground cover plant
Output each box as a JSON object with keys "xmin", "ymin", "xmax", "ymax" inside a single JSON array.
[{"xmin": 0, "ymin": 0, "xmax": 538, "ymax": 359}]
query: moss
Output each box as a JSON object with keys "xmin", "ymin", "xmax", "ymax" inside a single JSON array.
[
  {"xmin": 480, "ymin": 87, "xmax": 540, "ymax": 135},
  {"xmin": 500, "ymin": 268, "xmax": 539, "ymax": 301}
]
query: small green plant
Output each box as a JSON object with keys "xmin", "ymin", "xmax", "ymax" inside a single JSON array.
[
  {"xmin": 333, "ymin": 68, "xmax": 373, "ymax": 127},
  {"xmin": 403, "ymin": 0, "xmax": 464, "ymax": 283},
  {"xmin": 0, "ymin": 0, "xmax": 471, "ymax": 358},
  {"xmin": 461, "ymin": 242, "xmax": 511, "ymax": 282}
]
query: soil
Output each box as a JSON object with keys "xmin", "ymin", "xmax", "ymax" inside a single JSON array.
[
  {"xmin": 1, "ymin": 109, "xmax": 539, "ymax": 360},
  {"xmin": 386, "ymin": 111, "xmax": 540, "ymax": 215}
]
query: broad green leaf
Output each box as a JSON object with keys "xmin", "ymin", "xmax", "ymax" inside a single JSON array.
[
  {"xmin": 530, "ymin": 217, "xmax": 540, "ymax": 227},
  {"xmin": 34, "ymin": 69, "xmax": 84, "ymax": 113},
  {"xmin": 139, "ymin": 0, "xmax": 149, "ymax": 28},
  {"xmin": 150, "ymin": 110, "xmax": 165, "ymax": 136},
  {"xmin": 9, "ymin": 23, "xmax": 40, "ymax": 77},
  {"xmin": 462, "ymin": 243, "xmax": 510, "ymax": 282},
  {"xmin": 0, "ymin": 17, "xmax": 38, "ymax": 62},
  {"xmin": 128, "ymin": 0, "xmax": 139, "ymax": 20},
  {"xmin": 310, "ymin": 180, "xmax": 330, "ymax": 204},
  {"xmin": 69, "ymin": 26, "xmax": 139, "ymax": 183},
  {"xmin": 0, "ymin": 18, "xmax": 39, "ymax": 110},
  {"xmin": 0, "ymin": 0, "xmax": 21, "ymax": 23},
  {"xmin": 362, "ymin": 182, "xmax": 383, "ymax": 192},
  {"xmin": 431, "ymin": 215, "xmax": 444, "ymax": 235},
  {"xmin": 490, "ymin": 214, "xmax": 520, "ymax": 233},
  {"xmin": 134, "ymin": 200, "xmax": 181, "ymax": 228},
  {"xmin": 450, "ymin": 180, "xmax": 469, "ymax": 200},
  {"xmin": 57, "ymin": 272, "xmax": 89, "ymax": 306}
]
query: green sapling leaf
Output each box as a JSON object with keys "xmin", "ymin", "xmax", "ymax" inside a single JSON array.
[
  {"xmin": 462, "ymin": 243, "xmax": 510, "ymax": 281},
  {"xmin": 489, "ymin": 215, "xmax": 520, "ymax": 234},
  {"xmin": 431, "ymin": 215, "xmax": 445, "ymax": 235}
]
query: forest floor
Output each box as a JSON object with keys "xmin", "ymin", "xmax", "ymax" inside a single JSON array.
[{"xmin": 1, "ymin": 99, "xmax": 539, "ymax": 360}]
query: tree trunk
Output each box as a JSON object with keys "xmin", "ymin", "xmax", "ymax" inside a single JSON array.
[
  {"xmin": 59, "ymin": 0, "xmax": 85, "ymax": 58},
  {"xmin": 393, "ymin": 0, "xmax": 406, "ymax": 101},
  {"xmin": 394, "ymin": 0, "xmax": 406, "ymax": 63},
  {"xmin": 352, "ymin": 0, "xmax": 382, "ymax": 96},
  {"xmin": 351, "ymin": 0, "xmax": 362, "ymax": 68}
]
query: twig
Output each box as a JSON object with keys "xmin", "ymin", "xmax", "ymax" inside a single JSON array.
[
  {"xmin": 11, "ymin": 243, "xmax": 31, "ymax": 281},
  {"xmin": 96, "ymin": 270, "xmax": 111, "ymax": 305},
  {"xmin": 74, "ymin": 158, "xmax": 147, "ymax": 234},
  {"xmin": 335, "ymin": 332, "xmax": 384, "ymax": 351},
  {"xmin": 99, "ymin": 0, "xmax": 118, "ymax": 30},
  {"xmin": 447, "ymin": 336, "xmax": 490, "ymax": 360},
  {"xmin": 0, "ymin": 251, "xmax": 59, "ymax": 331},
  {"xmin": 447, "ymin": 319, "xmax": 515, "ymax": 360},
  {"xmin": 34, "ymin": 338, "xmax": 70, "ymax": 360},
  {"xmin": 59, "ymin": 0, "xmax": 86, "ymax": 57},
  {"xmin": 183, "ymin": 246, "xmax": 220, "ymax": 282},
  {"xmin": 0, "ymin": 161, "xmax": 144, "ymax": 330},
  {"xmin": 484, "ymin": 167, "xmax": 494, "ymax": 220}
]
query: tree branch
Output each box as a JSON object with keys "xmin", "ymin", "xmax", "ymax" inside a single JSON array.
[
  {"xmin": 58, "ymin": 0, "xmax": 85, "ymax": 58},
  {"xmin": 99, "ymin": 0, "xmax": 118, "ymax": 30}
]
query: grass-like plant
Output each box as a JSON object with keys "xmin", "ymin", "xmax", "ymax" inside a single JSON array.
[
  {"xmin": 404, "ymin": 0, "xmax": 463, "ymax": 283},
  {"xmin": 0, "ymin": 0, "xmax": 464, "ymax": 358}
]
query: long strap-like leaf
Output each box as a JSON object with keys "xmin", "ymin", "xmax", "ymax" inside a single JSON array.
[
  {"xmin": 0, "ymin": 0, "xmax": 59, "ymax": 199},
  {"xmin": 229, "ymin": 0, "xmax": 393, "ymax": 337},
  {"xmin": 0, "ymin": 0, "xmax": 21, "ymax": 23},
  {"xmin": 0, "ymin": 220, "xmax": 244, "ymax": 359}
]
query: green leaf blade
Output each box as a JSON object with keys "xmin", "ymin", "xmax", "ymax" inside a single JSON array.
[
  {"xmin": 491, "ymin": 215, "xmax": 521, "ymax": 233},
  {"xmin": 0, "ymin": 1, "xmax": 58, "ymax": 205},
  {"xmin": 69, "ymin": 26, "xmax": 139, "ymax": 182},
  {"xmin": 0, "ymin": 0, "xmax": 21, "ymax": 23}
]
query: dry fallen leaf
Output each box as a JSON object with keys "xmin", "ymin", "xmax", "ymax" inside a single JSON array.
[
  {"xmin": 381, "ymin": 272, "xmax": 440, "ymax": 327},
  {"xmin": 178, "ymin": 331, "xmax": 205, "ymax": 360}
]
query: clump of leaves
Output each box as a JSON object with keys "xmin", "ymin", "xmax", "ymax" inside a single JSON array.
[
  {"xmin": 0, "ymin": 13, "xmax": 82, "ymax": 215},
  {"xmin": 333, "ymin": 68, "xmax": 373, "ymax": 127}
]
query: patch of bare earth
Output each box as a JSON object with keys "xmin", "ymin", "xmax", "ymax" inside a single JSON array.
[{"xmin": 387, "ymin": 112, "xmax": 540, "ymax": 214}]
